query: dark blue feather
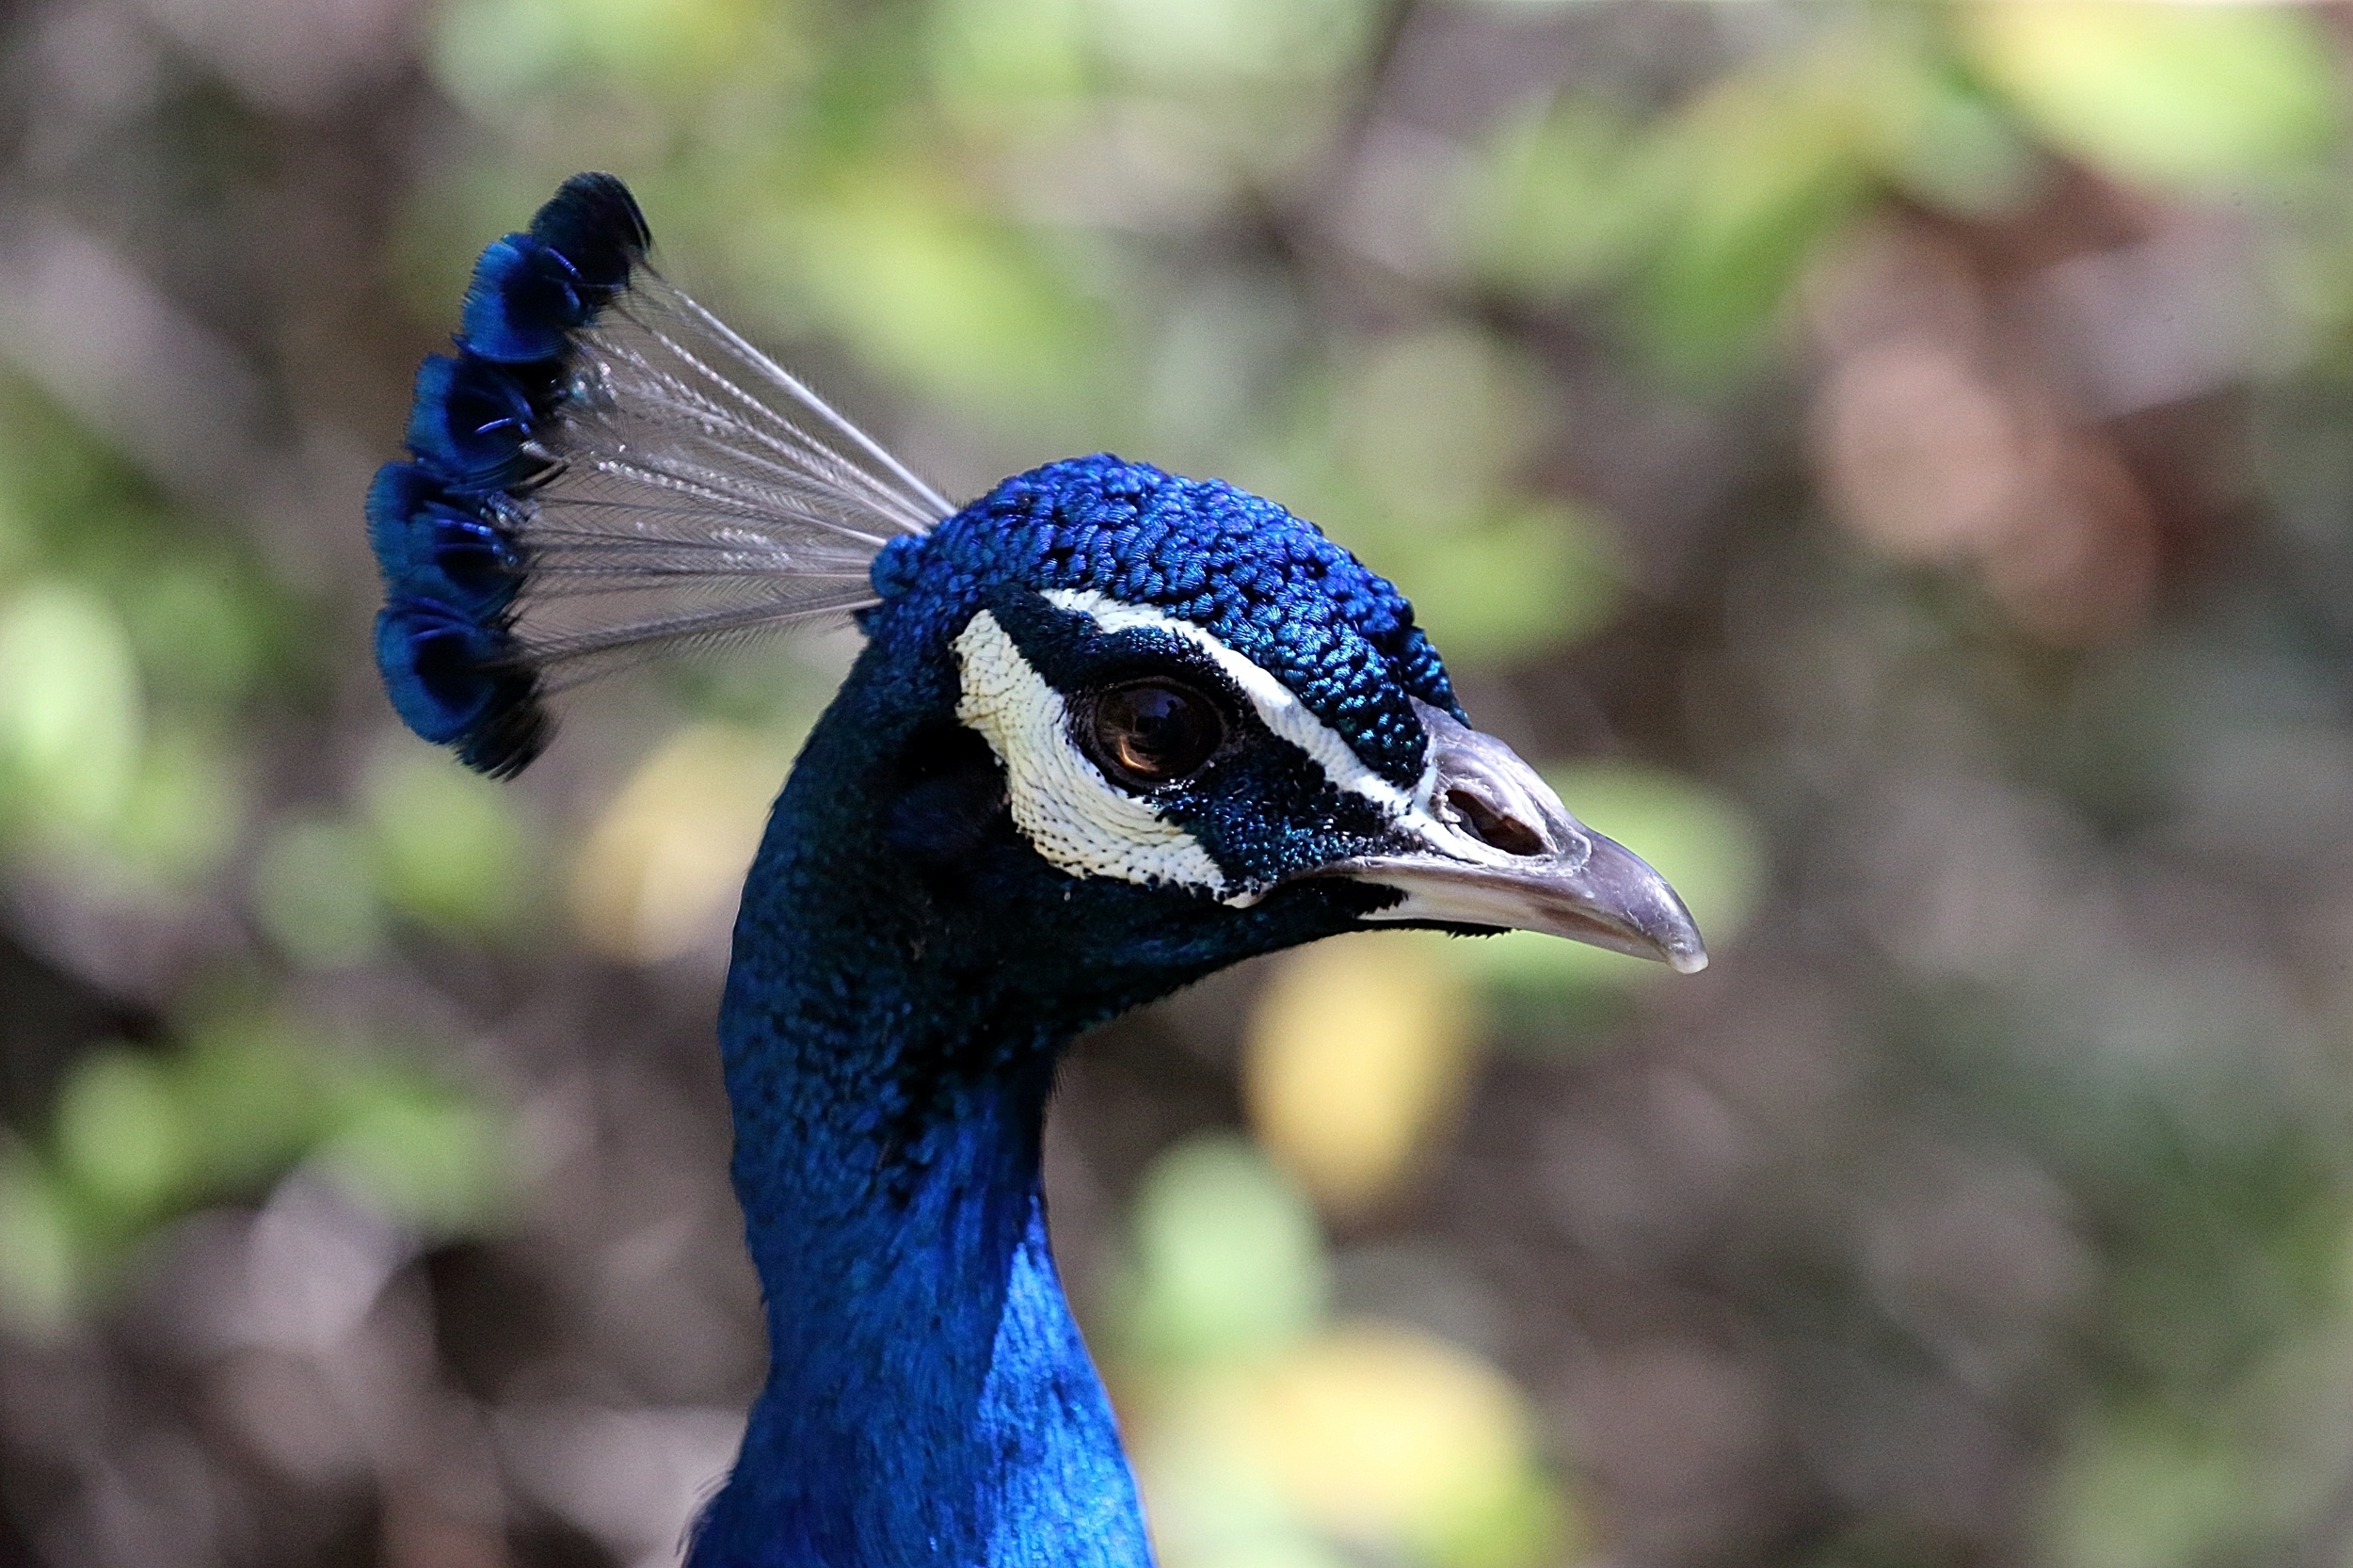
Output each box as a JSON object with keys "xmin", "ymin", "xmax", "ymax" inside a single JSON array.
[
  {"xmin": 459, "ymin": 235, "xmax": 593, "ymax": 362},
  {"xmin": 402, "ymin": 353, "xmax": 544, "ymax": 484},
  {"xmin": 365, "ymin": 464, "xmax": 524, "ymax": 616},
  {"xmin": 527, "ymin": 170, "xmax": 649, "ymax": 297},
  {"xmin": 372, "ymin": 599, "xmax": 545, "ymax": 776},
  {"xmin": 462, "ymin": 174, "xmax": 648, "ymax": 361},
  {"xmin": 369, "ymin": 171, "xmax": 942, "ymax": 777},
  {"xmin": 373, "ymin": 598, "xmax": 508, "ymax": 742}
]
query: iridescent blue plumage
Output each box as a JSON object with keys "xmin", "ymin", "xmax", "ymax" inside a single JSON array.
[
  {"xmin": 403, "ymin": 351, "xmax": 542, "ymax": 480},
  {"xmin": 370, "ymin": 176, "xmax": 1706, "ymax": 1568},
  {"xmin": 369, "ymin": 172, "xmax": 650, "ymax": 775},
  {"xmin": 364, "ymin": 465, "xmax": 523, "ymax": 617},
  {"xmin": 368, "ymin": 172, "xmax": 933, "ymax": 779},
  {"xmin": 871, "ymin": 455, "xmax": 1464, "ymax": 789},
  {"xmin": 461, "ymin": 238, "xmax": 594, "ymax": 361}
]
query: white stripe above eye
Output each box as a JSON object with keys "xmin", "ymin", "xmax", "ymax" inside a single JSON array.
[
  {"xmin": 952, "ymin": 608, "xmax": 1227, "ymax": 896},
  {"xmin": 1043, "ymin": 588, "xmax": 1431, "ymax": 819}
]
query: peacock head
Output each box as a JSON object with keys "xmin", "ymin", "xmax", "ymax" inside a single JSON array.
[
  {"xmin": 368, "ymin": 174, "xmax": 1705, "ymax": 996},
  {"xmin": 847, "ymin": 455, "xmax": 1705, "ymax": 981}
]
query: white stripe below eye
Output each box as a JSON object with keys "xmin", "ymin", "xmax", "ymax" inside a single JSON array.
[
  {"xmin": 952, "ymin": 608, "xmax": 1227, "ymax": 896},
  {"xmin": 1043, "ymin": 588, "xmax": 1432, "ymax": 819}
]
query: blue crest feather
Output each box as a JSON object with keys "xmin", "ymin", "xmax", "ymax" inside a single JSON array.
[
  {"xmin": 369, "ymin": 171, "xmax": 949, "ymax": 777},
  {"xmin": 365, "ymin": 464, "xmax": 524, "ymax": 617},
  {"xmin": 460, "ymin": 235, "xmax": 593, "ymax": 362},
  {"xmin": 528, "ymin": 170, "xmax": 649, "ymax": 295},
  {"xmin": 372, "ymin": 600, "xmax": 546, "ymax": 776},
  {"xmin": 402, "ymin": 352, "xmax": 546, "ymax": 485}
]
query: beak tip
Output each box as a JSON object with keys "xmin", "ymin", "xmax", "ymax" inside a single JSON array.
[{"xmin": 1666, "ymin": 943, "xmax": 1709, "ymax": 975}]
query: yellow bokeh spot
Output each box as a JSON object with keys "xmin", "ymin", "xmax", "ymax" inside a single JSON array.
[
  {"xmin": 1134, "ymin": 1322, "xmax": 1570, "ymax": 1568},
  {"xmin": 1241, "ymin": 1322, "xmax": 1540, "ymax": 1555},
  {"xmin": 1243, "ymin": 932, "xmax": 1478, "ymax": 1214},
  {"xmin": 571, "ymin": 724, "xmax": 792, "ymax": 964},
  {"xmin": 1961, "ymin": 1, "xmax": 2334, "ymax": 192}
]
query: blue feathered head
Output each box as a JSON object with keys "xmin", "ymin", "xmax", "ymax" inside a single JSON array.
[{"xmin": 369, "ymin": 175, "xmax": 1705, "ymax": 968}]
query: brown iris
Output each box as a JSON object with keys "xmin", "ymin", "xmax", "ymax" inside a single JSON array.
[{"xmin": 1082, "ymin": 680, "xmax": 1224, "ymax": 789}]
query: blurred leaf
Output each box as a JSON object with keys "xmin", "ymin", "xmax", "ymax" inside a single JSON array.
[
  {"xmin": 317, "ymin": 1074, "xmax": 507, "ymax": 1235},
  {"xmin": 1469, "ymin": 96, "xmax": 1670, "ymax": 303},
  {"xmin": 109, "ymin": 723, "xmax": 243, "ymax": 885},
  {"xmin": 793, "ymin": 169, "xmax": 1111, "ymax": 421},
  {"xmin": 0, "ymin": 1011, "xmax": 504, "ymax": 1322},
  {"xmin": 1386, "ymin": 501, "xmax": 1624, "ymax": 668},
  {"xmin": 1962, "ymin": 2, "xmax": 2337, "ymax": 192},
  {"xmin": 2041, "ymin": 1409, "xmax": 2257, "ymax": 1568},
  {"xmin": 1458, "ymin": 763, "xmax": 1764, "ymax": 999},
  {"xmin": 1136, "ymin": 1321, "xmax": 1565, "ymax": 1568},
  {"xmin": 53, "ymin": 1047, "xmax": 191, "ymax": 1224},
  {"xmin": 1472, "ymin": 33, "xmax": 2020, "ymax": 326},
  {"xmin": 1131, "ymin": 1379, "xmax": 1349, "ymax": 1568},
  {"xmin": 0, "ymin": 385, "xmax": 124, "ymax": 556},
  {"xmin": 1144, "ymin": 272, "xmax": 1305, "ymax": 462},
  {"xmin": 117, "ymin": 555, "xmax": 274, "ymax": 709},
  {"xmin": 1875, "ymin": 54, "xmax": 2038, "ymax": 217},
  {"xmin": 250, "ymin": 815, "xmax": 385, "ymax": 968},
  {"xmin": 1633, "ymin": 39, "xmax": 1889, "ymax": 372},
  {"xmin": 0, "ymin": 582, "xmax": 143, "ymax": 840},
  {"xmin": 1088, "ymin": 0, "xmax": 1380, "ymax": 92},
  {"xmin": 1126, "ymin": 1136, "xmax": 1328, "ymax": 1366},
  {"xmin": 430, "ymin": 0, "xmax": 775, "ymax": 115},
  {"xmin": 929, "ymin": 0, "xmax": 1095, "ymax": 131},
  {"xmin": 0, "ymin": 474, "xmax": 29, "ymax": 584},
  {"xmin": 1168, "ymin": 1538, "xmax": 1350, "ymax": 1568},
  {"xmin": 364, "ymin": 747, "xmax": 536, "ymax": 937},
  {"xmin": 178, "ymin": 1018, "xmax": 335, "ymax": 1193},
  {"xmin": 1339, "ymin": 329, "xmax": 1545, "ymax": 520},
  {"xmin": 0, "ymin": 1152, "xmax": 78, "ymax": 1335},
  {"xmin": 1426, "ymin": 1470, "xmax": 1570, "ymax": 1568},
  {"xmin": 1301, "ymin": 325, "xmax": 1625, "ymax": 664}
]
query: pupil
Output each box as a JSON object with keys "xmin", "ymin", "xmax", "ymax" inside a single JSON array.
[{"xmin": 1095, "ymin": 682, "xmax": 1216, "ymax": 783}]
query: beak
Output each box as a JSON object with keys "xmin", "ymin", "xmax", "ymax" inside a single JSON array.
[{"xmin": 1305, "ymin": 701, "xmax": 1708, "ymax": 973}]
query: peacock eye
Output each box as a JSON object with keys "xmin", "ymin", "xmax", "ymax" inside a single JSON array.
[{"xmin": 1081, "ymin": 680, "xmax": 1224, "ymax": 790}]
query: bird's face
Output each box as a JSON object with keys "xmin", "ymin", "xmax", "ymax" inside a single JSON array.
[{"xmin": 859, "ymin": 456, "xmax": 1705, "ymax": 987}]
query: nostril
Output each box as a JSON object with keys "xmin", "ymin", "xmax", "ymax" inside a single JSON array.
[{"xmin": 1445, "ymin": 786, "xmax": 1547, "ymax": 856}]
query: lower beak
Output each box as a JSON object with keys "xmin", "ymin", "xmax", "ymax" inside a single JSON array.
[{"xmin": 1304, "ymin": 702, "xmax": 1708, "ymax": 974}]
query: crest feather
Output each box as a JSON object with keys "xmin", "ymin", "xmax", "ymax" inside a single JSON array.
[{"xmin": 368, "ymin": 172, "xmax": 952, "ymax": 776}]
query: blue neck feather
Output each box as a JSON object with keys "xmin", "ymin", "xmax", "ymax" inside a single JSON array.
[
  {"xmin": 688, "ymin": 618, "xmax": 1385, "ymax": 1566},
  {"xmin": 688, "ymin": 636, "xmax": 1156, "ymax": 1568}
]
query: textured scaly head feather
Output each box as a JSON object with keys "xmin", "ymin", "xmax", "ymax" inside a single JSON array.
[{"xmin": 368, "ymin": 172, "xmax": 949, "ymax": 776}]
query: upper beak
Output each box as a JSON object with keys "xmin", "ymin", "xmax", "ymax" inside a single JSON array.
[{"xmin": 1304, "ymin": 700, "xmax": 1708, "ymax": 973}]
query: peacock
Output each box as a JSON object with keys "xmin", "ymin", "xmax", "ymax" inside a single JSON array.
[{"xmin": 368, "ymin": 173, "xmax": 1705, "ymax": 1568}]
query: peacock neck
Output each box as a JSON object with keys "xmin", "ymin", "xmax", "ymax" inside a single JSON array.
[{"xmin": 689, "ymin": 650, "xmax": 1155, "ymax": 1568}]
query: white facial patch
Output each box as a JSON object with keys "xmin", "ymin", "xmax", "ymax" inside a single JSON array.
[{"xmin": 952, "ymin": 608, "xmax": 1228, "ymax": 895}]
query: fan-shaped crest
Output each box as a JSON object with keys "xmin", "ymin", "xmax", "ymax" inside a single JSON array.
[{"xmin": 369, "ymin": 173, "xmax": 952, "ymax": 776}]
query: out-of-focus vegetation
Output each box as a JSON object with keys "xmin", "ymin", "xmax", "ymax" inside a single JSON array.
[{"xmin": 4, "ymin": 1, "xmax": 2353, "ymax": 1564}]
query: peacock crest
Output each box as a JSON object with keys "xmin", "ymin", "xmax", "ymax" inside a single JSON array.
[{"xmin": 371, "ymin": 172, "xmax": 948, "ymax": 776}]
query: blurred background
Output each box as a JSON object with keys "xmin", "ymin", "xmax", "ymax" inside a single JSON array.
[{"xmin": 3, "ymin": 0, "xmax": 2353, "ymax": 1564}]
